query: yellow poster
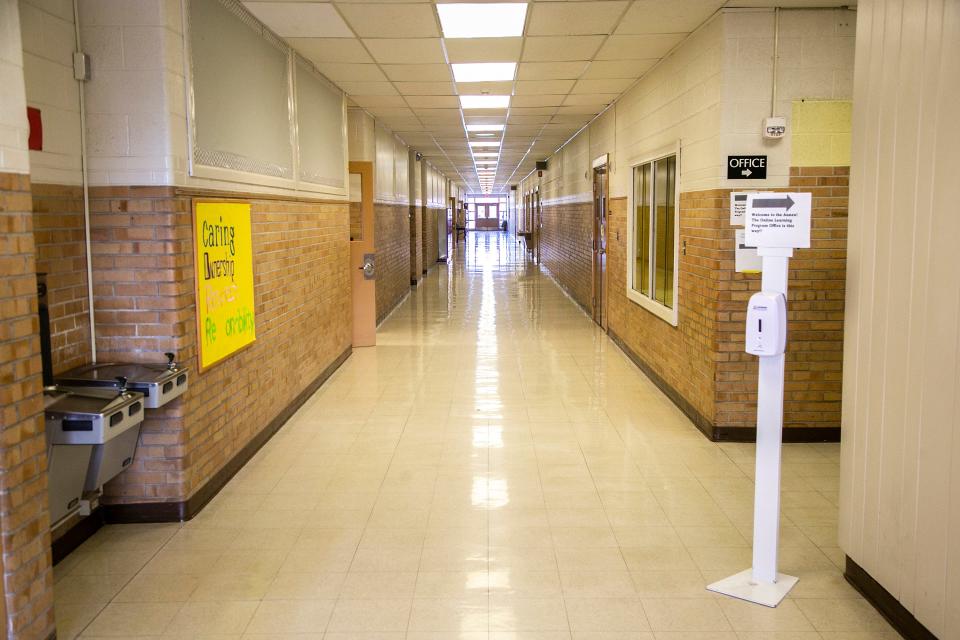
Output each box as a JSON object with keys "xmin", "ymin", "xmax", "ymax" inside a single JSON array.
[{"xmin": 193, "ymin": 201, "xmax": 256, "ymax": 371}]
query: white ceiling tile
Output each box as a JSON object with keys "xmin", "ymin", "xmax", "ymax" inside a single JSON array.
[
  {"xmin": 338, "ymin": 3, "xmax": 440, "ymax": 38},
  {"xmin": 417, "ymin": 108, "xmax": 463, "ymax": 123},
  {"xmin": 563, "ymin": 92, "xmax": 619, "ymax": 106},
  {"xmin": 315, "ymin": 63, "xmax": 387, "ymax": 81},
  {"xmin": 243, "ymin": 2, "xmax": 354, "ymax": 37},
  {"xmin": 351, "ymin": 94, "xmax": 409, "ymax": 108},
  {"xmin": 508, "ymin": 106, "xmax": 559, "ymax": 116},
  {"xmin": 443, "ymin": 37, "xmax": 523, "ymax": 63},
  {"xmin": 368, "ymin": 106, "xmax": 416, "ymax": 118},
  {"xmin": 505, "ymin": 124, "xmax": 544, "ymax": 135},
  {"xmin": 363, "ymin": 38, "xmax": 446, "ymax": 64},
  {"xmin": 508, "ymin": 114, "xmax": 549, "ymax": 125},
  {"xmin": 581, "ymin": 59, "xmax": 652, "ymax": 79},
  {"xmin": 511, "ymin": 94, "xmax": 566, "ymax": 108},
  {"xmin": 405, "ymin": 95, "xmax": 461, "ymax": 108},
  {"xmin": 571, "ymin": 77, "xmax": 633, "ymax": 93},
  {"xmin": 527, "ymin": 1, "xmax": 628, "ymax": 36},
  {"xmin": 555, "ymin": 105, "xmax": 603, "ymax": 115},
  {"xmin": 515, "ymin": 79, "xmax": 576, "ymax": 95},
  {"xmin": 595, "ymin": 34, "xmax": 685, "ymax": 59},
  {"xmin": 521, "ymin": 36, "xmax": 605, "ymax": 62},
  {"xmin": 516, "ymin": 61, "xmax": 589, "ymax": 81},
  {"xmin": 288, "ymin": 37, "xmax": 373, "ymax": 64},
  {"xmin": 335, "ymin": 80, "xmax": 398, "ymax": 94},
  {"xmin": 394, "ymin": 81, "xmax": 456, "ymax": 95},
  {"xmin": 455, "ymin": 81, "xmax": 515, "ymax": 95},
  {"xmin": 383, "ymin": 64, "xmax": 452, "ymax": 81},
  {"xmin": 615, "ymin": 0, "xmax": 725, "ymax": 34}
]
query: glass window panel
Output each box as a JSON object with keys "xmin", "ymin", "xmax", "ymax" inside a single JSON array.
[
  {"xmin": 653, "ymin": 155, "xmax": 676, "ymax": 308},
  {"xmin": 633, "ymin": 164, "xmax": 651, "ymax": 296}
]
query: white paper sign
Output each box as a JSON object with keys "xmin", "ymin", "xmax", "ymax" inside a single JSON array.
[
  {"xmin": 744, "ymin": 192, "xmax": 812, "ymax": 249},
  {"xmin": 730, "ymin": 192, "xmax": 751, "ymax": 226},
  {"xmin": 735, "ymin": 229, "xmax": 762, "ymax": 273}
]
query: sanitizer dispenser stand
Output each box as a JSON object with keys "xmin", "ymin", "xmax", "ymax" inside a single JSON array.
[{"xmin": 707, "ymin": 246, "xmax": 799, "ymax": 607}]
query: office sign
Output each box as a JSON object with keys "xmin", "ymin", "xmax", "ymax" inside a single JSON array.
[
  {"xmin": 744, "ymin": 192, "xmax": 812, "ymax": 249},
  {"xmin": 193, "ymin": 201, "xmax": 256, "ymax": 371},
  {"xmin": 727, "ymin": 155, "xmax": 767, "ymax": 179}
]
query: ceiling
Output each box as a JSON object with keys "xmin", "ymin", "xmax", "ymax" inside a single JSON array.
[{"xmin": 242, "ymin": 0, "xmax": 855, "ymax": 193}]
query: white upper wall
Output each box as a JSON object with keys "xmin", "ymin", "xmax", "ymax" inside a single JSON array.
[
  {"xmin": 19, "ymin": 0, "xmax": 81, "ymax": 184},
  {"xmin": 522, "ymin": 8, "xmax": 856, "ymax": 200},
  {"xmin": 0, "ymin": 0, "xmax": 30, "ymax": 174}
]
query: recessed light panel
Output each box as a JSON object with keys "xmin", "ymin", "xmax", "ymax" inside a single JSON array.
[
  {"xmin": 452, "ymin": 62, "xmax": 517, "ymax": 83},
  {"xmin": 438, "ymin": 3, "xmax": 528, "ymax": 38},
  {"xmin": 460, "ymin": 95, "xmax": 511, "ymax": 109},
  {"xmin": 466, "ymin": 124, "xmax": 505, "ymax": 132},
  {"xmin": 470, "ymin": 141, "xmax": 501, "ymax": 147}
]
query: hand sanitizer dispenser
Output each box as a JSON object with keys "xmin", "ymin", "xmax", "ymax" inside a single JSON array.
[{"xmin": 745, "ymin": 291, "xmax": 786, "ymax": 356}]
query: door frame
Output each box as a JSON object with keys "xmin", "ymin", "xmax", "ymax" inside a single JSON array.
[
  {"xmin": 349, "ymin": 161, "xmax": 376, "ymax": 346},
  {"xmin": 591, "ymin": 154, "xmax": 609, "ymax": 330}
]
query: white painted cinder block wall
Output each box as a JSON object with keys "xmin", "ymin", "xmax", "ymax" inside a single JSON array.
[
  {"xmin": 0, "ymin": 0, "xmax": 30, "ymax": 174},
  {"xmin": 18, "ymin": 0, "xmax": 82, "ymax": 185},
  {"xmin": 523, "ymin": 8, "xmax": 855, "ymax": 201}
]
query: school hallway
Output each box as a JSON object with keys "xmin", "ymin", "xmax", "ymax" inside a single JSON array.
[{"xmin": 51, "ymin": 232, "xmax": 890, "ymax": 639}]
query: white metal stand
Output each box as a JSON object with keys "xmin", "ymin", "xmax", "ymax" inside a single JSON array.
[{"xmin": 707, "ymin": 246, "xmax": 798, "ymax": 607}]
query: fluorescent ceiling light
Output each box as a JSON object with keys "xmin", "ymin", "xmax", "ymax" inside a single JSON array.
[
  {"xmin": 452, "ymin": 63, "xmax": 517, "ymax": 83},
  {"xmin": 466, "ymin": 124, "xmax": 505, "ymax": 132},
  {"xmin": 460, "ymin": 95, "xmax": 510, "ymax": 109},
  {"xmin": 473, "ymin": 152, "xmax": 499, "ymax": 158},
  {"xmin": 437, "ymin": 3, "xmax": 527, "ymax": 38},
  {"xmin": 473, "ymin": 133, "xmax": 497, "ymax": 138},
  {"xmin": 470, "ymin": 141, "xmax": 500, "ymax": 147}
]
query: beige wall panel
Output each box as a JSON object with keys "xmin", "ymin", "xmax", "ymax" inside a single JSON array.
[{"xmin": 840, "ymin": 1, "xmax": 960, "ymax": 637}]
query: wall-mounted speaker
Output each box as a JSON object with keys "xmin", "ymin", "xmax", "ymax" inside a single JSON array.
[{"xmin": 535, "ymin": 160, "xmax": 548, "ymax": 171}]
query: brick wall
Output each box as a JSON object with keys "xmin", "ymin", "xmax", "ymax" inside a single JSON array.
[
  {"xmin": 409, "ymin": 204, "xmax": 422, "ymax": 282},
  {"xmin": 375, "ymin": 202, "xmax": 410, "ymax": 325},
  {"xmin": 421, "ymin": 205, "xmax": 437, "ymax": 272},
  {"xmin": 606, "ymin": 166, "xmax": 848, "ymax": 436},
  {"xmin": 0, "ymin": 172, "xmax": 56, "ymax": 639},
  {"xmin": 715, "ymin": 167, "xmax": 848, "ymax": 430},
  {"xmin": 607, "ymin": 195, "xmax": 719, "ymax": 425},
  {"xmin": 88, "ymin": 187, "xmax": 352, "ymax": 504},
  {"xmin": 30, "ymin": 184, "xmax": 92, "ymax": 374},
  {"xmin": 540, "ymin": 199, "xmax": 594, "ymax": 312}
]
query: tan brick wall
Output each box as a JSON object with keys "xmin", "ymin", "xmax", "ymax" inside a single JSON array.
[
  {"xmin": 30, "ymin": 184, "xmax": 92, "ymax": 374},
  {"xmin": 715, "ymin": 167, "xmax": 848, "ymax": 430},
  {"xmin": 606, "ymin": 166, "xmax": 848, "ymax": 434},
  {"xmin": 421, "ymin": 205, "xmax": 437, "ymax": 272},
  {"xmin": 0, "ymin": 172, "xmax": 56, "ymax": 639},
  {"xmin": 409, "ymin": 204, "xmax": 422, "ymax": 282},
  {"xmin": 375, "ymin": 202, "xmax": 410, "ymax": 325},
  {"xmin": 88, "ymin": 187, "xmax": 352, "ymax": 503},
  {"xmin": 540, "ymin": 199, "xmax": 594, "ymax": 312},
  {"xmin": 608, "ymin": 194, "xmax": 719, "ymax": 424}
]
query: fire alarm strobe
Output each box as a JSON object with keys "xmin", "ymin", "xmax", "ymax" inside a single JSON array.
[{"xmin": 763, "ymin": 117, "xmax": 787, "ymax": 139}]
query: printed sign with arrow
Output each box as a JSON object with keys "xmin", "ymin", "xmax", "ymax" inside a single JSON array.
[
  {"xmin": 744, "ymin": 192, "xmax": 812, "ymax": 249},
  {"xmin": 727, "ymin": 155, "xmax": 767, "ymax": 179}
]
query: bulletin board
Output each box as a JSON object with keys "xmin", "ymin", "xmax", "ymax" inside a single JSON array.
[{"xmin": 193, "ymin": 201, "xmax": 257, "ymax": 371}]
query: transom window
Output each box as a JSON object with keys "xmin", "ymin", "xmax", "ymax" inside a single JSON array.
[{"xmin": 627, "ymin": 149, "xmax": 679, "ymax": 325}]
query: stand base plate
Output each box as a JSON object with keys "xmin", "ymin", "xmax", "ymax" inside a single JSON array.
[{"xmin": 706, "ymin": 569, "xmax": 798, "ymax": 607}]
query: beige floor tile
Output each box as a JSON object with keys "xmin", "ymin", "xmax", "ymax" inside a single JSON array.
[
  {"xmin": 719, "ymin": 599, "xmax": 814, "ymax": 631},
  {"xmin": 641, "ymin": 598, "xmax": 731, "ymax": 632},
  {"xmin": 560, "ymin": 571, "xmax": 637, "ymax": 597},
  {"xmin": 82, "ymin": 601, "xmax": 182, "ymax": 636},
  {"xmin": 114, "ymin": 573, "xmax": 201, "ymax": 603},
  {"xmin": 490, "ymin": 596, "xmax": 569, "ymax": 632},
  {"xmin": 340, "ymin": 571, "xmax": 418, "ymax": 599},
  {"xmin": 54, "ymin": 574, "xmax": 130, "ymax": 606},
  {"xmin": 264, "ymin": 571, "xmax": 345, "ymax": 600},
  {"xmin": 630, "ymin": 571, "xmax": 713, "ymax": 599},
  {"xmin": 794, "ymin": 599, "xmax": 895, "ymax": 632},
  {"xmin": 190, "ymin": 573, "xmax": 274, "ymax": 601},
  {"xmin": 327, "ymin": 598, "xmax": 413, "ymax": 632},
  {"xmin": 565, "ymin": 598, "xmax": 650, "ymax": 632},
  {"xmin": 408, "ymin": 596, "xmax": 489, "ymax": 631},
  {"xmin": 55, "ymin": 602, "xmax": 100, "ymax": 640},
  {"xmin": 244, "ymin": 598, "xmax": 335, "ymax": 633},
  {"xmin": 165, "ymin": 600, "xmax": 259, "ymax": 635},
  {"xmin": 555, "ymin": 548, "xmax": 627, "ymax": 573}
]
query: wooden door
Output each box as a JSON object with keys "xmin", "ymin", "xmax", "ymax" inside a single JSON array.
[{"xmin": 349, "ymin": 161, "xmax": 376, "ymax": 346}]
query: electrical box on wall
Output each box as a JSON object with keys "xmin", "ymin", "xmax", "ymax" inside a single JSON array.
[
  {"xmin": 763, "ymin": 117, "xmax": 786, "ymax": 139},
  {"xmin": 745, "ymin": 291, "xmax": 787, "ymax": 357}
]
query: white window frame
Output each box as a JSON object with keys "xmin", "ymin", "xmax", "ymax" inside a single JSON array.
[{"xmin": 626, "ymin": 142, "xmax": 681, "ymax": 326}]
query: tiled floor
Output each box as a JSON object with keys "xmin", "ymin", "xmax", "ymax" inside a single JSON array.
[{"xmin": 54, "ymin": 232, "xmax": 900, "ymax": 638}]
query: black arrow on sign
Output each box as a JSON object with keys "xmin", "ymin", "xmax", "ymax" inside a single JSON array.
[{"xmin": 753, "ymin": 195, "xmax": 795, "ymax": 210}]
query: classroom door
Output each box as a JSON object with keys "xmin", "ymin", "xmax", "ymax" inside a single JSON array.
[
  {"xmin": 592, "ymin": 164, "xmax": 608, "ymax": 329},
  {"xmin": 349, "ymin": 162, "xmax": 376, "ymax": 346}
]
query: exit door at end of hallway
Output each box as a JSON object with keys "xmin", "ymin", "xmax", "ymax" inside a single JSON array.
[{"xmin": 592, "ymin": 163, "xmax": 608, "ymax": 329}]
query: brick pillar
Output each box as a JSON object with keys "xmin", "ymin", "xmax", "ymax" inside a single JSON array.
[{"xmin": 0, "ymin": 172, "xmax": 56, "ymax": 639}]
